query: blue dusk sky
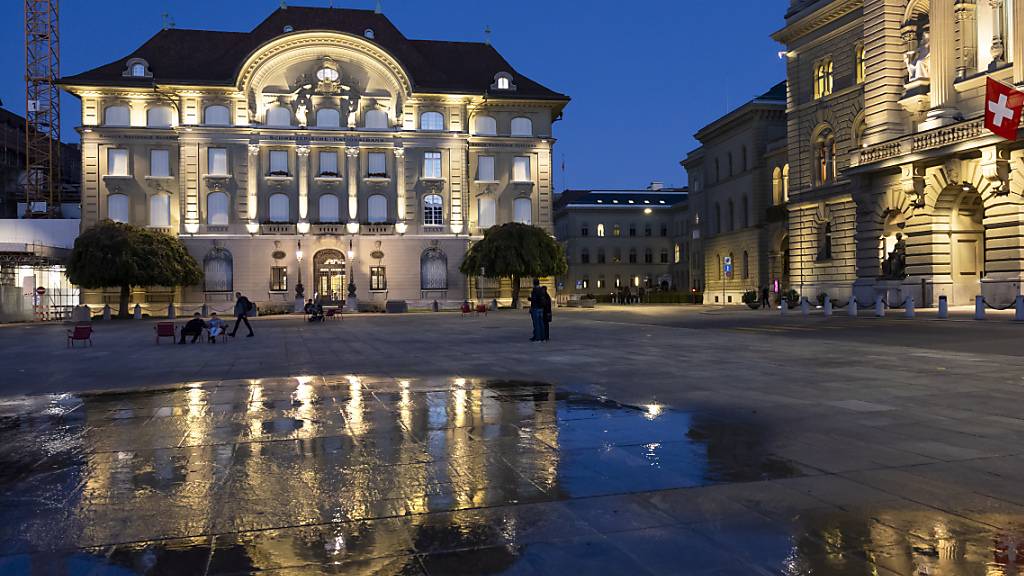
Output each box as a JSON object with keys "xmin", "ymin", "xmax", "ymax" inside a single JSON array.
[{"xmin": 0, "ymin": 0, "xmax": 787, "ymax": 190}]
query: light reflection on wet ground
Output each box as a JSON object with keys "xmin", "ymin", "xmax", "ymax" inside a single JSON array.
[{"xmin": 0, "ymin": 377, "xmax": 1022, "ymax": 575}]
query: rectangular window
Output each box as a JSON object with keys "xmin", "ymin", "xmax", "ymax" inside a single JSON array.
[
  {"xmin": 629, "ymin": 225, "xmax": 636, "ymax": 237},
  {"xmin": 370, "ymin": 266, "xmax": 387, "ymax": 291},
  {"xmin": 319, "ymin": 151, "xmax": 338, "ymax": 176},
  {"xmin": 423, "ymin": 151, "xmax": 442, "ymax": 179},
  {"xmin": 596, "ymin": 277, "xmax": 605, "ymax": 289},
  {"xmin": 477, "ymin": 156, "xmax": 495, "ymax": 181},
  {"xmin": 660, "ymin": 224, "xmax": 668, "ymax": 237},
  {"xmin": 581, "ymin": 224, "xmax": 589, "ymax": 237},
  {"xmin": 512, "ymin": 156, "xmax": 531, "ymax": 182},
  {"xmin": 660, "ymin": 250, "xmax": 669, "ymax": 264},
  {"xmin": 107, "ymin": 148, "xmax": 129, "ymax": 176},
  {"xmin": 478, "ymin": 197, "xmax": 496, "ymax": 229},
  {"xmin": 150, "ymin": 149, "xmax": 170, "ymax": 177},
  {"xmin": 270, "ymin": 266, "xmax": 288, "ymax": 292},
  {"xmin": 368, "ymin": 152, "xmax": 387, "ymax": 177},
  {"xmin": 268, "ymin": 150, "xmax": 288, "ymax": 175},
  {"xmin": 208, "ymin": 148, "xmax": 228, "ymax": 176}
]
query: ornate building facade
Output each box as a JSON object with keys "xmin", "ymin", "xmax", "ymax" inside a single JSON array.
[
  {"xmin": 60, "ymin": 6, "xmax": 568, "ymax": 310},
  {"xmin": 775, "ymin": 0, "xmax": 1024, "ymax": 306}
]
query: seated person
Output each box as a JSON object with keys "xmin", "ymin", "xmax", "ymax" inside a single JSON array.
[
  {"xmin": 207, "ymin": 312, "xmax": 227, "ymax": 342},
  {"xmin": 303, "ymin": 299, "xmax": 315, "ymax": 315},
  {"xmin": 179, "ymin": 312, "xmax": 207, "ymax": 344},
  {"xmin": 308, "ymin": 300, "xmax": 325, "ymax": 322}
]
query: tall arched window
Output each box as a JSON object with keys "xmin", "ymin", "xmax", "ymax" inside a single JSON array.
[
  {"xmin": 597, "ymin": 223, "xmax": 605, "ymax": 237},
  {"xmin": 319, "ymin": 194, "xmax": 340, "ymax": 223},
  {"xmin": 741, "ymin": 146, "xmax": 748, "ymax": 171},
  {"xmin": 855, "ymin": 43, "xmax": 866, "ymax": 84},
  {"xmin": 510, "ymin": 117, "xmax": 533, "ymax": 136},
  {"xmin": 206, "ymin": 192, "xmax": 229, "ymax": 226},
  {"xmin": 782, "ymin": 164, "xmax": 790, "ymax": 201},
  {"xmin": 772, "ymin": 167, "xmax": 783, "ymax": 205},
  {"xmin": 814, "ymin": 58, "xmax": 834, "ymax": 99},
  {"xmin": 316, "ymin": 108, "xmax": 341, "ymax": 128},
  {"xmin": 474, "ymin": 115, "xmax": 496, "ymax": 135},
  {"xmin": 742, "ymin": 251, "xmax": 749, "ymax": 279},
  {"xmin": 420, "ymin": 111, "xmax": 444, "ymax": 131},
  {"xmin": 714, "ymin": 203, "xmax": 722, "ymax": 234},
  {"xmin": 478, "ymin": 196, "xmax": 496, "ymax": 229},
  {"xmin": 728, "ymin": 152, "xmax": 734, "ymax": 176},
  {"xmin": 203, "ymin": 248, "xmax": 233, "ymax": 292},
  {"xmin": 727, "ymin": 199, "xmax": 735, "ymax": 232},
  {"xmin": 149, "ymin": 193, "xmax": 171, "ymax": 227},
  {"xmin": 581, "ymin": 248, "xmax": 590, "ymax": 264},
  {"xmin": 364, "ymin": 109, "xmax": 388, "ymax": 129},
  {"xmin": 741, "ymin": 195, "xmax": 749, "ymax": 228},
  {"xmin": 819, "ymin": 221, "xmax": 834, "ymax": 260},
  {"xmin": 269, "ymin": 193, "xmax": 290, "ymax": 222},
  {"xmin": 146, "ymin": 106, "xmax": 174, "ymax": 128},
  {"xmin": 423, "ymin": 194, "xmax": 443, "ymax": 226},
  {"xmin": 815, "ymin": 127, "xmax": 837, "ymax": 185},
  {"xmin": 852, "ymin": 114, "xmax": 866, "ymax": 148},
  {"xmin": 104, "ymin": 105, "xmax": 130, "ymax": 126},
  {"xmin": 367, "ymin": 194, "xmax": 388, "ymax": 223},
  {"xmin": 107, "ymin": 194, "xmax": 129, "ymax": 223},
  {"xmin": 420, "ymin": 248, "xmax": 448, "ymax": 290},
  {"xmin": 266, "ymin": 106, "xmax": 291, "ymax": 127},
  {"xmin": 204, "ymin": 105, "xmax": 230, "ymax": 126},
  {"xmin": 717, "ymin": 254, "xmax": 722, "ymax": 280},
  {"xmin": 513, "ymin": 197, "xmax": 532, "ymax": 224}
]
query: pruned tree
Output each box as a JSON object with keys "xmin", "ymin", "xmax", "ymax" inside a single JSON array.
[
  {"xmin": 66, "ymin": 221, "xmax": 203, "ymax": 318},
  {"xmin": 459, "ymin": 222, "xmax": 567, "ymax": 308}
]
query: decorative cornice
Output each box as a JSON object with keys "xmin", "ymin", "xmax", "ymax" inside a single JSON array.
[{"xmin": 772, "ymin": 0, "xmax": 863, "ymax": 45}]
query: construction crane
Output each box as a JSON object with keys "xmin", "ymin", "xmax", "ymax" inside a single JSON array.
[{"xmin": 23, "ymin": 0, "xmax": 61, "ymax": 218}]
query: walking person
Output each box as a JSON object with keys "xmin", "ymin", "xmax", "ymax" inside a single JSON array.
[
  {"xmin": 229, "ymin": 292, "xmax": 255, "ymax": 337},
  {"xmin": 761, "ymin": 286, "xmax": 771, "ymax": 309},
  {"xmin": 527, "ymin": 279, "xmax": 545, "ymax": 342},
  {"xmin": 541, "ymin": 285, "xmax": 552, "ymax": 341}
]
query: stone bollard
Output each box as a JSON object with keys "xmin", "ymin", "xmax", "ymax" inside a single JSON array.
[
  {"xmin": 491, "ymin": 298, "xmax": 498, "ymax": 311},
  {"xmin": 800, "ymin": 297, "xmax": 810, "ymax": 316},
  {"xmin": 1016, "ymin": 295, "xmax": 1024, "ymax": 322},
  {"xmin": 133, "ymin": 303, "xmax": 142, "ymax": 319},
  {"xmin": 848, "ymin": 297, "xmax": 857, "ymax": 317},
  {"xmin": 103, "ymin": 304, "xmax": 112, "ymax": 321},
  {"xmin": 201, "ymin": 303, "xmax": 209, "ymax": 317},
  {"xmin": 824, "ymin": 298, "xmax": 833, "ymax": 317},
  {"xmin": 938, "ymin": 295, "xmax": 948, "ymax": 319},
  {"xmin": 167, "ymin": 303, "xmax": 176, "ymax": 320},
  {"xmin": 875, "ymin": 295, "xmax": 885, "ymax": 317},
  {"xmin": 904, "ymin": 296, "xmax": 915, "ymax": 319},
  {"xmin": 780, "ymin": 298, "xmax": 788, "ymax": 315},
  {"xmin": 432, "ymin": 299, "xmax": 439, "ymax": 312},
  {"xmin": 975, "ymin": 295, "xmax": 985, "ymax": 320}
]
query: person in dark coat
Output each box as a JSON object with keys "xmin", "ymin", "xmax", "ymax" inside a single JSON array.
[
  {"xmin": 527, "ymin": 279, "xmax": 545, "ymax": 342},
  {"xmin": 229, "ymin": 292, "xmax": 255, "ymax": 337},
  {"xmin": 761, "ymin": 286, "xmax": 771, "ymax": 309},
  {"xmin": 179, "ymin": 312, "xmax": 207, "ymax": 344},
  {"xmin": 541, "ymin": 286, "xmax": 552, "ymax": 341}
]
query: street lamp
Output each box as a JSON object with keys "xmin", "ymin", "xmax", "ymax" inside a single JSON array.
[{"xmin": 296, "ymin": 240, "xmax": 304, "ymax": 285}]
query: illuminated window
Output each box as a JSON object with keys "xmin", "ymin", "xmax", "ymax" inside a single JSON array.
[
  {"xmin": 612, "ymin": 224, "xmax": 621, "ymax": 237},
  {"xmin": 204, "ymin": 105, "xmax": 230, "ymax": 126},
  {"xmin": 270, "ymin": 266, "xmax": 288, "ymax": 292},
  {"xmin": 814, "ymin": 58, "xmax": 834, "ymax": 99},
  {"xmin": 104, "ymin": 105, "xmax": 130, "ymax": 126},
  {"xmin": 423, "ymin": 151, "xmax": 442, "ymax": 179},
  {"xmin": 130, "ymin": 63, "xmax": 146, "ymax": 77},
  {"xmin": 146, "ymin": 106, "xmax": 173, "ymax": 128},
  {"xmin": 815, "ymin": 128, "xmax": 836, "ymax": 185},
  {"xmin": 855, "ymin": 43, "xmax": 866, "ymax": 84},
  {"xmin": 148, "ymin": 193, "xmax": 170, "ymax": 227},
  {"xmin": 772, "ymin": 167, "xmax": 783, "ymax": 205},
  {"xmin": 317, "ymin": 66, "xmax": 339, "ymax": 82},
  {"xmin": 497, "ymin": 77, "xmax": 510, "ymax": 90},
  {"xmin": 420, "ymin": 111, "xmax": 444, "ymax": 131},
  {"xmin": 207, "ymin": 192, "xmax": 229, "ymax": 226},
  {"xmin": 513, "ymin": 197, "xmax": 532, "ymax": 224},
  {"xmin": 782, "ymin": 164, "xmax": 790, "ymax": 201},
  {"xmin": 107, "ymin": 148, "xmax": 129, "ymax": 176},
  {"xmin": 423, "ymin": 194, "xmax": 443, "ymax": 226},
  {"xmin": 370, "ymin": 266, "xmax": 387, "ymax": 291},
  {"xmin": 597, "ymin": 276, "xmax": 605, "ymax": 289},
  {"xmin": 474, "ymin": 115, "xmax": 497, "ymax": 135},
  {"xmin": 512, "ymin": 157, "xmax": 531, "ymax": 182},
  {"xmin": 597, "ymin": 223, "xmax": 605, "ymax": 237},
  {"xmin": 208, "ymin": 148, "xmax": 228, "ymax": 176},
  {"xmin": 674, "ymin": 244, "xmax": 681, "ymax": 263},
  {"xmin": 852, "ymin": 115, "xmax": 866, "ymax": 148},
  {"xmin": 478, "ymin": 196, "xmax": 496, "ymax": 228},
  {"xmin": 511, "ymin": 117, "xmax": 532, "ymax": 136},
  {"xmin": 107, "ymin": 194, "xmax": 129, "ymax": 223}
]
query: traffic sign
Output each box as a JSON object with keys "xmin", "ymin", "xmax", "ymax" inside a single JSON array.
[
  {"xmin": 723, "ymin": 256, "xmax": 733, "ymax": 276},
  {"xmin": 35, "ymin": 287, "xmax": 46, "ymax": 296}
]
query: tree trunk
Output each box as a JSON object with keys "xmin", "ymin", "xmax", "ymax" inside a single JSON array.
[
  {"xmin": 119, "ymin": 284, "xmax": 131, "ymax": 319},
  {"xmin": 510, "ymin": 275, "xmax": 521, "ymax": 309}
]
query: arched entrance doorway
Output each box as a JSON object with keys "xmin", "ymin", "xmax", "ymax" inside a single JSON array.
[
  {"xmin": 313, "ymin": 249, "xmax": 346, "ymax": 302},
  {"xmin": 949, "ymin": 189, "xmax": 984, "ymax": 304}
]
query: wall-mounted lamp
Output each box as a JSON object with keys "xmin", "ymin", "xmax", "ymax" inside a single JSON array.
[
  {"xmin": 347, "ymin": 238, "xmax": 355, "ymax": 260},
  {"xmin": 296, "ymin": 220, "xmax": 310, "ymax": 235},
  {"xmin": 643, "ymin": 208, "xmax": 653, "ymax": 215},
  {"xmin": 395, "ymin": 221, "xmax": 408, "ymax": 235},
  {"xmin": 184, "ymin": 222, "xmax": 199, "ymax": 235},
  {"xmin": 346, "ymin": 222, "xmax": 360, "ymax": 234},
  {"xmin": 246, "ymin": 221, "xmax": 260, "ymax": 235}
]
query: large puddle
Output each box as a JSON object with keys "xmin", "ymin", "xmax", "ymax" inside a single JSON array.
[{"xmin": 0, "ymin": 378, "xmax": 1019, "ymax": 575}]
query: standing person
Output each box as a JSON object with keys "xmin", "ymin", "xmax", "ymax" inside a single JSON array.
[
  {"xmin": 761, "ymin": 286, "xmax": 771, "ymax": 309},
  {"xmin": 229, "ymin": 292, "xmax": 255, "ymax": 337},
  {"xmin": 527, "ymin": 279, "xmax": 545, "ymax": 342},
  {"xmin": 179, "ymin": 312, "xmax": 207, "ymax": 344},
  {"xmin": 541, "ymin": 285, "xmax": 552, "ymax": 341}
]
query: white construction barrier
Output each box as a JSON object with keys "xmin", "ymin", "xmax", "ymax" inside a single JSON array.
[
  {"xmin": 904, "ymin": 296, "xmax": 915, "ymax": 318},
  {"xmin": 875, "ymin": 295, "xmax": 885, "ymax": 317}
]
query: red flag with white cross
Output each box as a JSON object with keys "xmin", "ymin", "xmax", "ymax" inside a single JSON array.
[{"xmin": 985, "ymin": 77, "xmax": 1024, "ymax": 141}]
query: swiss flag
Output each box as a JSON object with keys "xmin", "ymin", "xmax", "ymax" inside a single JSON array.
[{"xmin": 985, "ymin": 77, "xmax": 1024, "ymax": 141}]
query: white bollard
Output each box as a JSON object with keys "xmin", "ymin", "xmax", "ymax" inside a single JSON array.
[
  {"xmin": 824, "ymin": 298, "xmax": 833, "ymax": 317},
  {"xmin": 780, "ymin": 298, "xmax": 788, "ymax": 315},
  {"xmin": 938, "ymin": 295, "xmax": 948, "ymax": 319},
  {"xmin": 102, "ymin": 304, "xmax": 112, "ymax": 321},
  {"xmin": 201, "ymin": 303, "xmax": 209, "ymax": 317},
  {"xmin": 1016, "ymin": 295, "xmax": 1024, "ymax": 322},
  {"xmin": 848, "ymin": 297, "xmax": 858, "ymax": 317},
  {"xmin": 875, "ymin": 295, "xmax": 885, "ymax": 317},
  {"xmin": 800, "ymin": 297, "xmax": 810, "ymax": 315},
  {"xmin": 975, "ymin": 295, "xmax": 985, "ymax": 320},
  {"xmin": 904, "ymin": 296, "xmax": 915, "ymax": 318},
  {"xmin": 133, "ymin": 303, "xmax": 142, "ymax": 320},
  {"xmin": 167, "ymin": 303, "xmax": 176, "ymax": 320}
]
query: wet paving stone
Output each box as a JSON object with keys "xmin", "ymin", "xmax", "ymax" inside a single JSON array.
[{"xmin": 2, "ymin": 376, "xmax": 1024, "ymax": 574}]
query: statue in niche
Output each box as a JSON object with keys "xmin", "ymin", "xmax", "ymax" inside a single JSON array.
[
  {"xmin": 905, "ymin": 23, "xmax": 931, "ymax": 81},
  {"xmin": 291, "ymin": 77, "xmax": 314, "ymax": 127},
  {"xmin": 881, "ymin": 233, "xmax": 907, "ymax": 279}
]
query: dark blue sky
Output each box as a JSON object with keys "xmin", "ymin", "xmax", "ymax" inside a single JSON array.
[{"xmin": 0, "ymin": 0, "xmax": 787, "ymax": 190}]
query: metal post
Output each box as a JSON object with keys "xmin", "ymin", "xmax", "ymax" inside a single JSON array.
[
  {"xmin": 938, "ymin": 295, "xmax": 948, "ymax": 319},
  {"xmin": 975, "ymin": 295, "xmax": 985, "ymax": 320}
]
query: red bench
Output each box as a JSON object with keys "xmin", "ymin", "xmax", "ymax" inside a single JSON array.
[{"xmin": 67, "ymin": 324, "xmax": 93, "ymax": 348}]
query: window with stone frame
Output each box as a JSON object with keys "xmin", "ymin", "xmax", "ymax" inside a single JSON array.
[
  {"xmin": 813, "ymin": 57, "xmax": 833, "ymax": 99},
  {"xmin": 629, "ymin": 223, "xmax": 637, "ymax": 237},
  {"xmin": 818, "ymin": 221, "xmax": 834, "ymax": 261},
  {"xmin": 423, "ymin": 194, "xmax": 444, "ymax": 227},
  {"xmin": 661, "ymin": 248, "xmax": 670, "ymax": 264},
  {"xmin": 815, "ymin": 128, "xmax": 837, "ymax": 185},
  {"xmin": 644, "ymin": 248, "xmax": 653, "ymax": 264},
  {"xmin": 367, "ymin": 152, "xmax": 387, "ymax": 177},
  {"xmin": 581, "ymin": 248, "xmax": 590, "ymax": 264},
  {"xmin": 270, "ymin": 266, "xmax": 288, "ymax": 292},
  {"xmin": 423, "ymin": 151, "xmax": 442, "ymax": 179},
  {"xmin": 854, "ymin": 43, "xmax": 866, "ymax": 84},
  {"xmin": 597, "ymin": 248, "xmax": 606, "ymax": 264},
  {"xmin": 581, "ymin": 222, "xmax": 589, "ymax": 237},
  {"xmin": 628, "ymin": 248, "xmax": 637, "ymax": 264},
  {"xmin": 369, "ymin": 266, "xmax": 387, "ymax": 291}
]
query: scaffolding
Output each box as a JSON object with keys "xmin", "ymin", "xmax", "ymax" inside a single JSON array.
[{"xmin": 23, "ymin": 0, "xmax": 61, "ymax": 218}]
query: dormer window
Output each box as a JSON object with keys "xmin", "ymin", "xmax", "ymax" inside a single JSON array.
[
  {"xmin": 123, "ymin": 58, "xmax": 151, "ymax": 79},
  {"xmin": 131, "ymin": 64, "xmax": 145, "ymax": 77},
  {"xmin": 491, "ymin": 72, "xmax": 516, "ymax": 92},
  {"xmin": 364, "ymin": 28, "xmax": 375, "ymax": 39}
]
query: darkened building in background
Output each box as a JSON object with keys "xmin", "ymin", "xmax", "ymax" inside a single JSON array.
[{"xmin": 0, "ymin": 106, "xmax": 81, "ymax": 218}]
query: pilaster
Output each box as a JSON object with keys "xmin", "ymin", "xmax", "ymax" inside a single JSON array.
[
  {"xmin": 990, "ymin": 0, "xmax": 1008, "ymax": 69},
  {"xmin": 863, "ymin": 0, "xmax": 910, "ymax": 145},
  {"xmin": 955, "ymin": 0, "xmax": 978, "ymax": 79},
  {"xmin": 346, "ymin": 147, "xmax": 359, "ymax": 231},
  {"xmin": 296, "ymin": 145, "xmax": 310, "ymax": 227},
  {"xmin": 247, "ymin": 143, "xmax": 259, "ymax": 225},
  {"xmin": 449, "ymin": 144, "xmax": 465, "ymax": 234},
  {"xmin": 394, "ymin": 147, "xmax": 406, "ymax": 221}
]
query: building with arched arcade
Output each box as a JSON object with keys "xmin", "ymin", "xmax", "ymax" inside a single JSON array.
[{"xmin": 60, "ymin": 6, "xmax": 568, "ymax": 311}]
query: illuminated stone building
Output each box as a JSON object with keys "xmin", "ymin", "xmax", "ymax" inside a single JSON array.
[
  {"xmin": 775, "ymin": 0, "xmax": 1024, "ymax": 306},
  {"xmin": 682, "ymin": 82, "xmax": 788, "ymax": 305},
  {"xmin": 60, "ymin": 6, "xmax": 568, "ymax": 311}
]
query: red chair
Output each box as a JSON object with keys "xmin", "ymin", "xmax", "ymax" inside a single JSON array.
[
  {"xmin": 475, "ymin": 304, "xmax": 488, "ymax": 316},
  {"xmin": 154, "ymin": 321, "xmax": 176, "ymax": 344},
  {"xmin": 67, "ymin": 324, "xmax": 93, "ymax": 348},
  {"xmin": 461, "ymin": 302, "xmax": 472, "ymax": 316},
  {"xmin": 325, "ymin": 307, "xmax": 341, "ymax": 321}
]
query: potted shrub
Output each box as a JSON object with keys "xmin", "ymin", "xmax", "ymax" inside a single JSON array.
[
  {"xmin": 783, "ymin": 288, "xmax": 800, "ymax": 308},
  {"xmin": 580, "ymin": 293, "xmax": 597, "ymax": 308},
  {"xmin": 742, "ymin": 290, "xmax": 760, "ymax": 309}
]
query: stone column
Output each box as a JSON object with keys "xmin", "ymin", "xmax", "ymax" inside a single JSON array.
[
  {"xmin": 927, "ymin": 0, "xmax": 959, "ymax": 125},
  {"xmin": 1014, "ymin": 0, "xmax": 1024, "ymax": 82},
  {"xmin": 247, "ymin": 143, "xmax": 259, "ymax": 228},
  {"xmin": 394, "ymin": 147, "xmax": 406, "ymax": 221},
  {"xmin": 345, "ymin": 147, "xmax": 360, "ymax": 232},
  {"xmin": 296, "ymin": 145, "xmax": 310, "ymax": 226},
  {"xmin": 955, "ymin": 0, "xmax": 978, "ymax": 79},
  {"xmin": 990, "ymin": 0, "xmax": 1008, "ymax": 69}
]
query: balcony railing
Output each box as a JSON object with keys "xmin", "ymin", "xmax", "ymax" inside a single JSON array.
[
  {"xmin": 312, "ymin": 223, "xmax": 345, "ymax": 235},
  {"xmin": 853, "ymin": 116, "xmax": 988, "ymax": 168},
  {"xmin": 362, "ymin": 223, "xmax": 395, "ymax": 235},
  {"xmin": 261, "ymin": 223, "xmax": 296, "ymax": 235}
]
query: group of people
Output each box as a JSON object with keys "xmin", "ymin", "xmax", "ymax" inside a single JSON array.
[
  {"xmin": 528, "ymin": 279, "xmax": 553, "ymax": 341},
  {"xmin": 303, "ymin": 299, "xmax": 325, "ymax": 322},
  {"xmin": 179, "ymin": 292, "xmax": 256, "ymax": 343}
]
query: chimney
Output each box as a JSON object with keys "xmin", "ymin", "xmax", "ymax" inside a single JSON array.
[{"xmin": 648, "ymin": 181, "xmax": 664, "ymax": 191}]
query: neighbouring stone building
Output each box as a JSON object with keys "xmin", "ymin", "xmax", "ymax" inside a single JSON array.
[
  {"xmin": 682, "ymin": 82, "xmax": 789, "ymax": 305},
  {"xmin": 0, "ymin": 106, "xmax": 81, "ymax": 218},
  {"xmin": 553, "ymin": 184, "xmax": 688, "ymax": 297},
  {"xmin": 774, "ymin": 0, "xmax": 1024, "ymax": 307},
  {"xmin": 60, "ymin": 6, "xmax": 568, "ymax": 312}
]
